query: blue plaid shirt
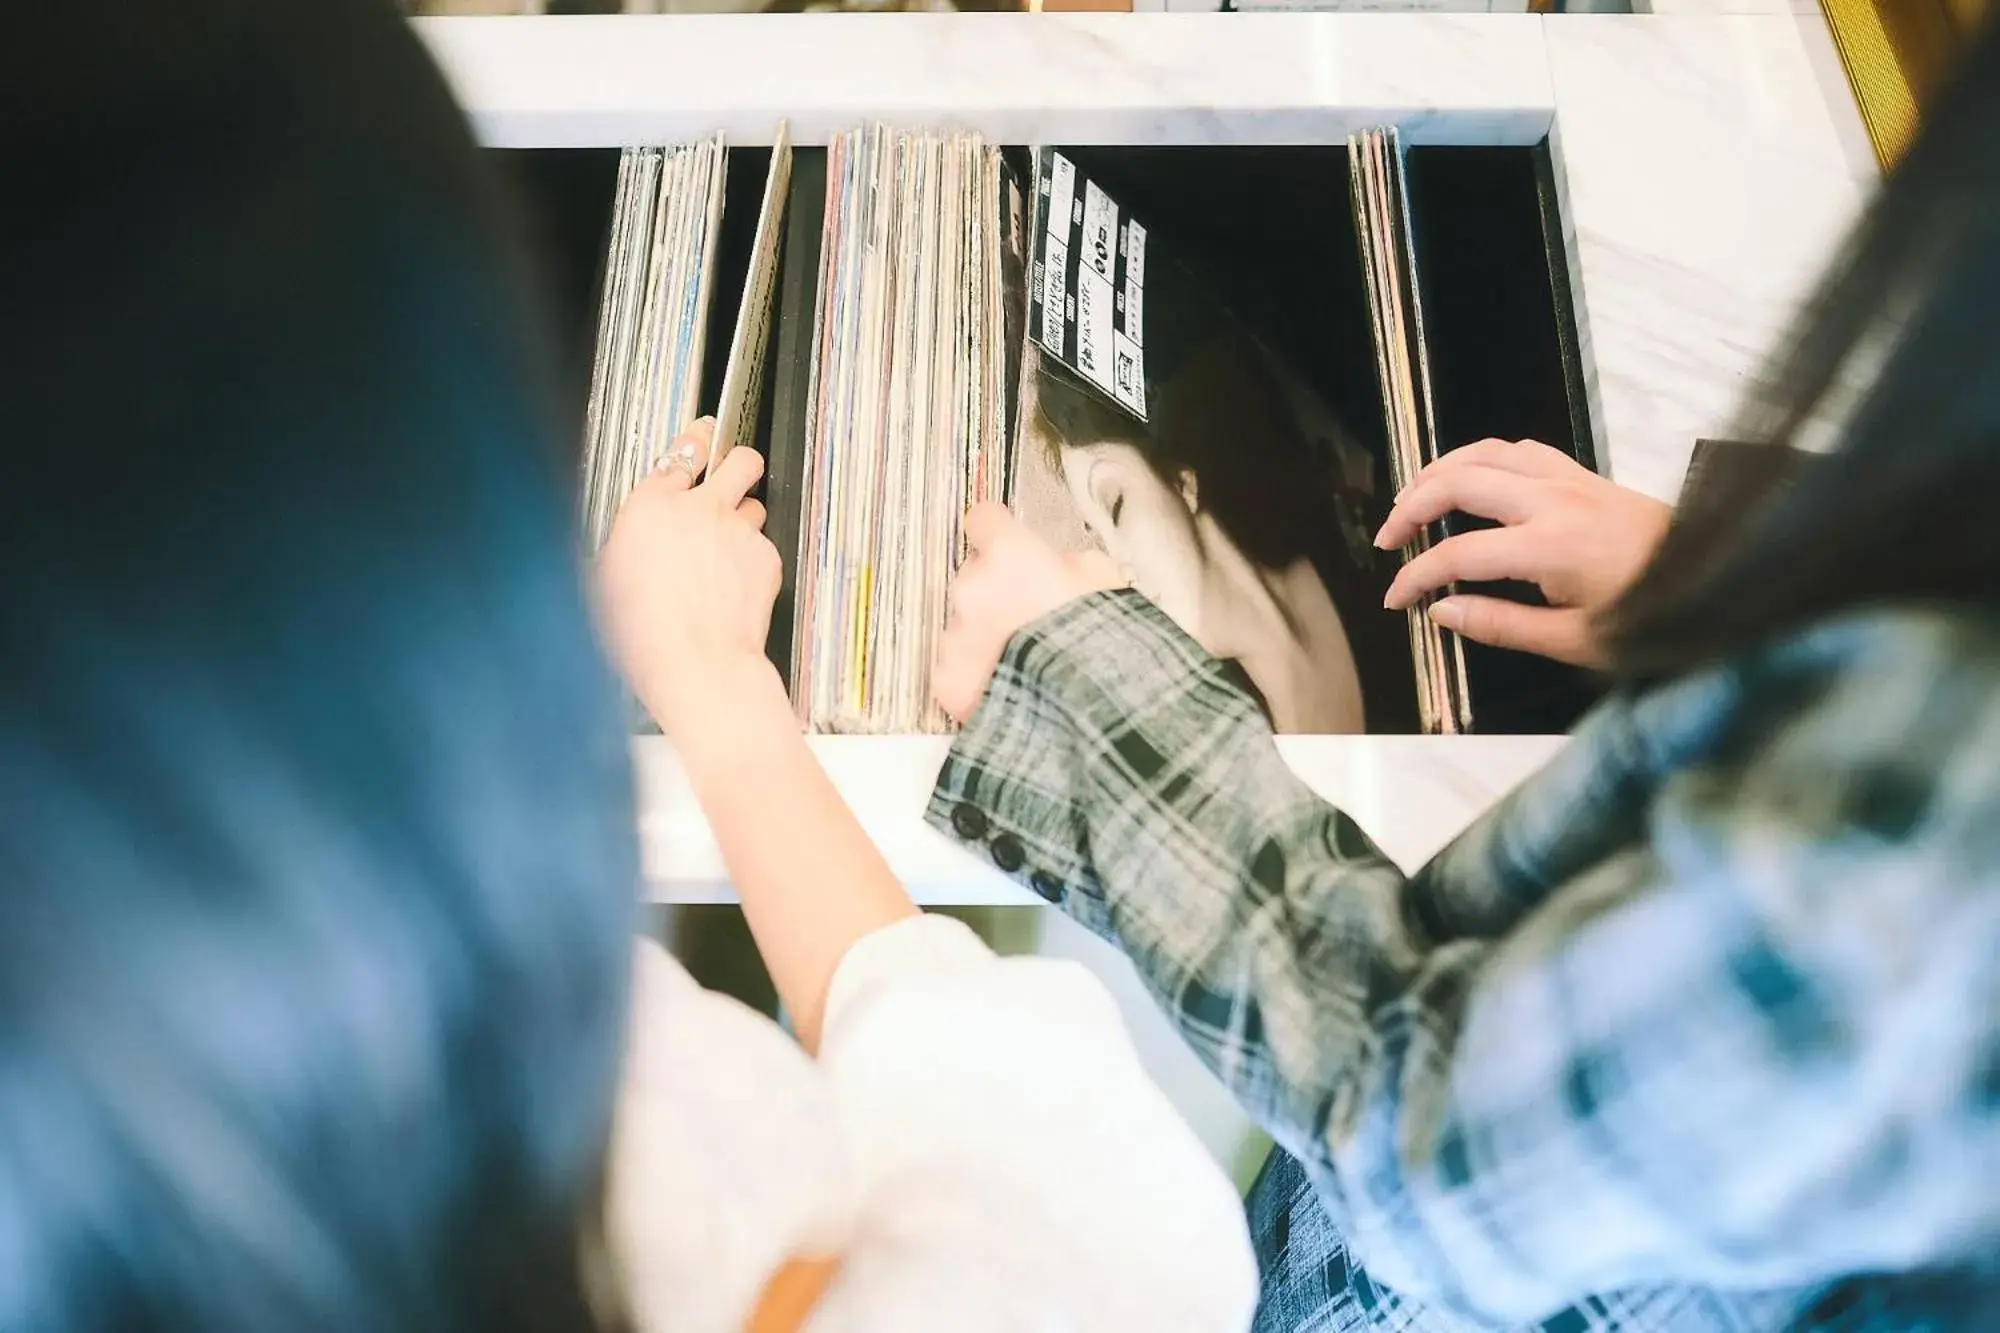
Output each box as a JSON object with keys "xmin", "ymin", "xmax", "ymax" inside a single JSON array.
[{"xmin": 928, "ymin": 591, "xmax": 2000, "ymax": 1331}]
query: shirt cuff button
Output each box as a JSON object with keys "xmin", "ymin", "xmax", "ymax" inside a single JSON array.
[
  {"xmin": 950, "ymin": 802, "xmax": 990, "ymax": 841},
  {"xmin": 1028, "ymin": 870, "xmax": 1064, "ymax": 903},
  {"xmin": 989, "ymin": 832, "xmax": 1026, "ymax": 873}
]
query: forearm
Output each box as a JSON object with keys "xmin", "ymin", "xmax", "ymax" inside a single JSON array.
[{"xmin": 665, "ymin": 659, "xmax": 917, "ymax": 1052}]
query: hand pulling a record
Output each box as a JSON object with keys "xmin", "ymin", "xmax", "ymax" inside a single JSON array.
[{"xmin": 599, "ymin": 418, "xmax": 785, "ymax": 737}]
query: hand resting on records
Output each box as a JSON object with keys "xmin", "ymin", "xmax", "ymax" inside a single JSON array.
[
  {"xmin": 933, "ymin": 503, "xmax": 1127, "ymax": 724},
  {"xmin": 1372, "ymin": 438, "xmax": 1671, "ymax": 669}
]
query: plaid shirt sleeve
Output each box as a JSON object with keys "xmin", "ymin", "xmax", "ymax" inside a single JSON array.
[{"xmin": 927, "ymin": 589, "xmax": 2000, "ymax": 1323}]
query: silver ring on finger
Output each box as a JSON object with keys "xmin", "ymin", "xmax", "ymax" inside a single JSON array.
[{"xmin": 655, "ymin": 437, "xmax": 702, "ymax": 485}]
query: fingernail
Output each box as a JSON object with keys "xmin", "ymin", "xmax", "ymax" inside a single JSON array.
[
  {"xmin": 1372, "ymin": 521, "xmax": 1393, "ymax": 549},
  {"xmin": 1428, "ymin": 598, "xmax": 1464, "ymax": 630},
  {"xmin": 1383, "ymin": 586, "xmax": 1404, "ymax": 611}
]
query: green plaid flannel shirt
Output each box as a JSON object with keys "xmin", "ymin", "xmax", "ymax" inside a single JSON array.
[{"xmin": 927, "ymin": 590, "xmax": 2000, "ymax": 1330}]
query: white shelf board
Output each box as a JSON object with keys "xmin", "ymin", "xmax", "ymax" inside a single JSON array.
[
  {"xmin": 417, "ymin": 12, "xmax": 1555, "ymax": 148},
  {"xmin": 634, "ymin": 732, "xmax": 1567, "ymax": 903},
  {"xmin": 419, "ymin": 9, "xmax": 1571, "ymax": 903}
]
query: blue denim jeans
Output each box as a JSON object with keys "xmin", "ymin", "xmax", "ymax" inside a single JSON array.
[
  {"xmin": 1242, "ymin": 1150, "xmax": 1976, "ymax": 1333},
  {"xmin": 1248, "ymin": 1148, "xmax": 1491, "ymax": 1333}
]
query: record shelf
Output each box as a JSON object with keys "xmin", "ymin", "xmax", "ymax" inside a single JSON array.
[{"xmin": 416, "ymin": 10, "xmax": 1873, "ymax": 902}]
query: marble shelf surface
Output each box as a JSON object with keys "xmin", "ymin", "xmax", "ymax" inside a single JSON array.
[{"xmin": 422, "ymin": 13, "xmax": 1556, "ymax": 147}]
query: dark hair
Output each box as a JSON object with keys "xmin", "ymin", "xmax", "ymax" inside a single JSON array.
[
  {"xmin": 1, "ymin": 8, "xmax": 635, "ymax": 1333},
  {"xmin": 1606, "ymin": 19, "xmax": 2000, "ymax": 676},
  {"xmin": 1031, "ymin": 336, "xmax": 1341, "ymax": 571}
]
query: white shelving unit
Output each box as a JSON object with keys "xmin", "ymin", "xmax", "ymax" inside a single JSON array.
[
  {"xmin": 417, "ymin": 12, "xmax": 1583, "ymax": 903},
  {"xmin": 415, "ymin": 11, "xmax": 1871, "ymax": 905}
]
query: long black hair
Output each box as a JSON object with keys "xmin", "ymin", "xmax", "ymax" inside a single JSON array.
[
  {"xmin": 0, "ymin": 6, "xmax": 635, "ymax": 1333},
  {"xmin": 1607, "ymin": 18, "xmax": 2000, "ymax": 675},
  {"xmin": 1030, "ymin": 335, "xmax": 1350, "ymax": 574}
]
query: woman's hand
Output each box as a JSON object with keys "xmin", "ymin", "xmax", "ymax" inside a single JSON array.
[
  {"xmin": 1374, "ymin": 439, "xmax": 1671, "ymax": 668},
  {"xmin": 602, "ymin": 421, "xmax": 918, "ymax": 1051},
  {"xmin": 598, "ymin": 419, "xmax": 783, "ymax": 734},
  {"xmin": 933, "ymin": 504, "xmax": 1125, "ymax": 724}
]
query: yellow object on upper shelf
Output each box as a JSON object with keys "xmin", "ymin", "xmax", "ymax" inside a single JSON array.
[{"xmin": 1822, "ymin": 0, "xmax": 1988, "ymax": 166}]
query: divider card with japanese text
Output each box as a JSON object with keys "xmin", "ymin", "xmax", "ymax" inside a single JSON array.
[{"xmin": 1029, "ymin": 148, "xmax": 1148, "ymax": 421}]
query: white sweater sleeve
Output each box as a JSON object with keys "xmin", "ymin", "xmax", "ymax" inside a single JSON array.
[
  {"xmin": 810, "ymin": 915, "xmax": 1258, "ymax": 1333},
  {"xmin": 609, "ymin": 940, "xmax": 859, "ymax": 1333}
]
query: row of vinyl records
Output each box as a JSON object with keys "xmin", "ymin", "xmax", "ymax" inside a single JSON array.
[{"xmin": 570, "ymin": 125, "xmax": 1600, "ymax": 736}]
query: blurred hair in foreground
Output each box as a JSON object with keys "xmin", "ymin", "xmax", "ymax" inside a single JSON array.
[
  {"xmin": 0, "ymin": 5, "xmax": 636, "ymax": 1333},
  {"xmin": 1607, "ymin": 16, "xmax": 2000, "ymax": 674}
]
